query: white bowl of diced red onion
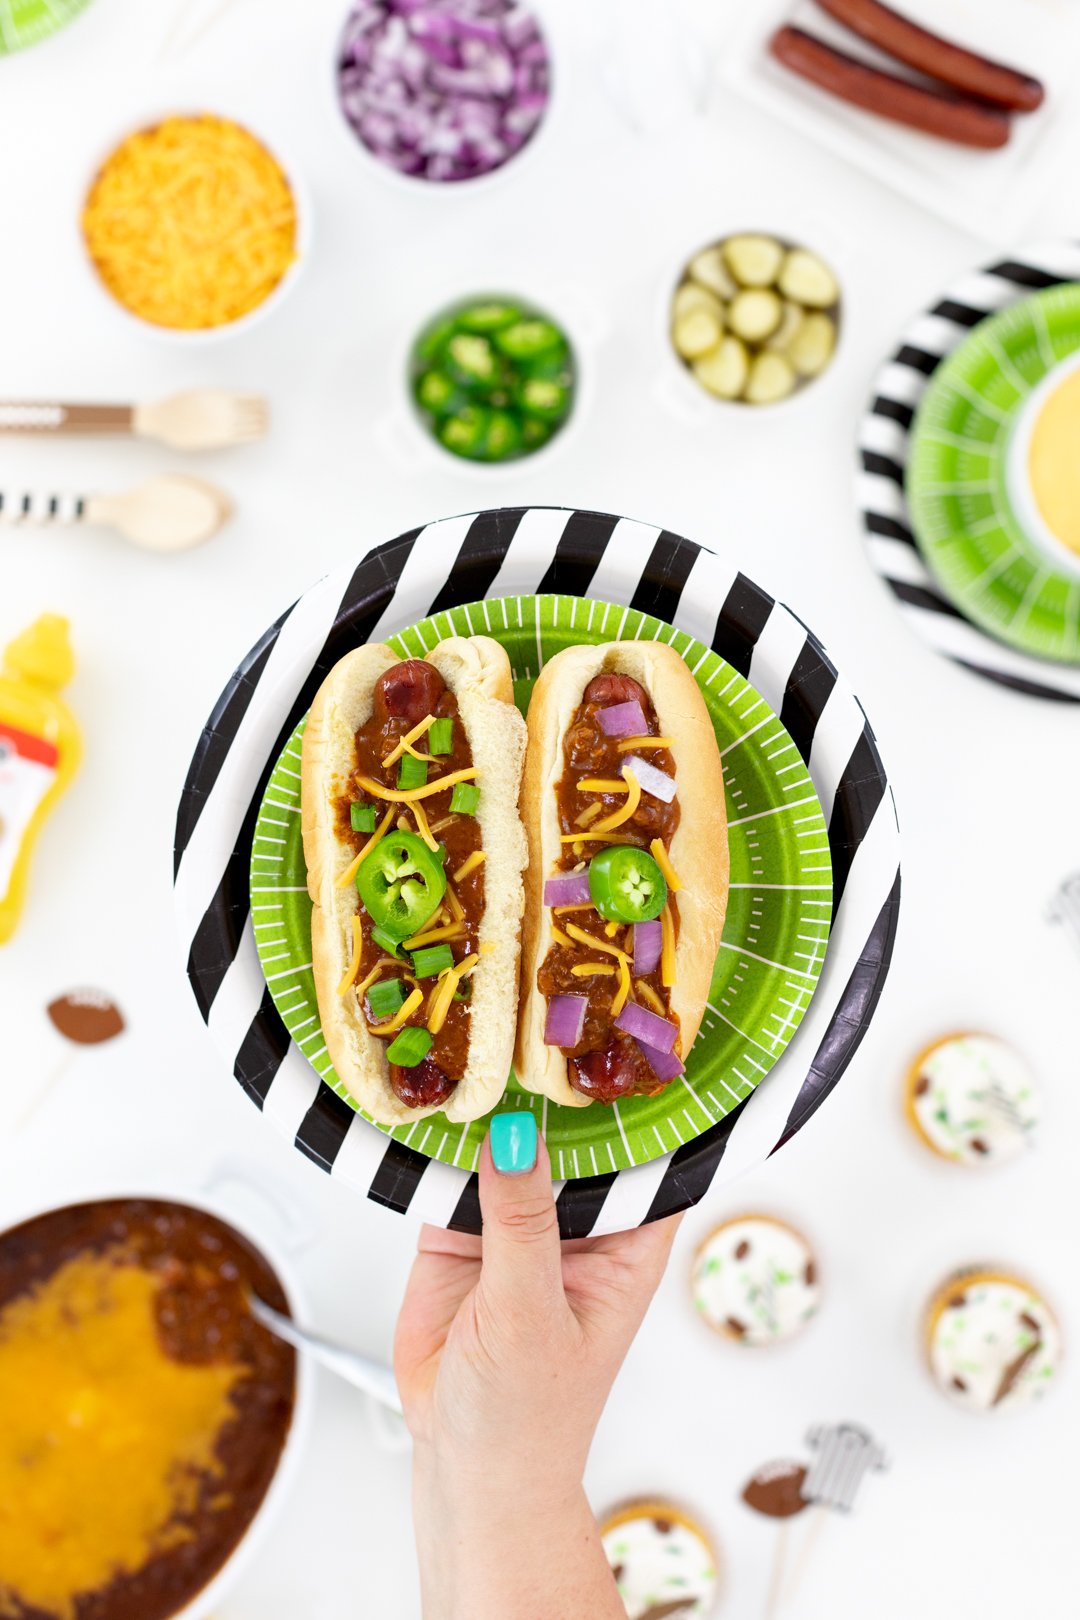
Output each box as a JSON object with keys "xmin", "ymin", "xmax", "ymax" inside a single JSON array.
[{"xmin": 335, "ymin": 0, "xmax": 553, "ymax": 187}]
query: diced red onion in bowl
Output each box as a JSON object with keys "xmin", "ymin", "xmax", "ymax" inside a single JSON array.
[
  {"xmin": 623, "ymin": 755, "xmax": 676, "ymax": 803},
  {"xmin": 543, "ymin": 871, "xmax": 591, "ymax": 908},
  {"xmin": 632, "ymin": 919, "xmax": 662, "ymax": 976},
  {"xmin": 544, "ymin": 994, "xmax": 587, "ymax": 1048},
  {"xmin": 597, "ymin": 699, "xmax": 647, "ymax": 738},
  {"xmin": 614, "ymin": 1001, "xmax": 678, "ymax": 1054},
  {"xmin": 634, "ymin": 1038, "xmax": 684, "ymax": 1082},
  {"xmin": 336, "ymin": 0, "xmax": 551, "ymax": 183}
]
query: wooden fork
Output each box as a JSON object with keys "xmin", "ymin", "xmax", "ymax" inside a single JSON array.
[{"xmin": 0, "ymin": 390, "xmax": 268, "ymax": 451}]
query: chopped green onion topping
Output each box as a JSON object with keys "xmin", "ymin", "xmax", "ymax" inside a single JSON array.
[
  {"xmin": 386, "ymin": 1026, "xmax": 434, "ymax": 1068},
  {"xmin": 428, "ymin": 717, "xmax": 454, "ymax": 755},
  {"xmin": 398, "ymin": 753, "xmax": 428, "ymax": 791},
  {"xmin": 350, "ymin": 801, "xmax": 376, "ymax": 833},
  {"xmin": 371, "ymin": 926, "xmax": 403, "ymax": 959},
  {"xmin": 366, "ymin": 978, "xmax": 408, "ymax": 1021},
  {"xmin": 449, "ymin": 783, "xmax": 480, "ymax": 816},
  {"xmin": 411, "ymin": 944, "xmax": 455, "ymax": 979}
]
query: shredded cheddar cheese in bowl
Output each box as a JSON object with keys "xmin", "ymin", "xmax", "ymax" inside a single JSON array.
[{"xmin": 82, "ymin": 114, "xmax": 299, "ymax": 332}]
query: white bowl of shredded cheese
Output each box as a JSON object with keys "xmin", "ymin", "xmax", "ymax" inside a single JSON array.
[{"xmin": 79, "ymin": 110, "xmax": 310, "ymax": 343}]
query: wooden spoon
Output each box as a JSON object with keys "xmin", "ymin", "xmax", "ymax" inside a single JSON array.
[{"xmin": 0, "ymin": 475, "xmax": 231, "ymax": 552}]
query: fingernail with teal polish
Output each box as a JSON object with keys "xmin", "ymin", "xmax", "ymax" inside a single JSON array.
[{"xmin": 490, "ymin": 1111, "xmax": 537, "ymax": 1175}]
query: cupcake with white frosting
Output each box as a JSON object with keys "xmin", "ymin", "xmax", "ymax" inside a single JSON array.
[
  {"xmin": 600, "ymin": 1499, "xmax": 720, "ymax": 1619},
  {"xmin": 905, "ymin": 1032, "xmax": 1037, "ymax": 1167},
  {"xmin": 691, "ymin": 1215, "xmax": 820, "ymax": 1348},
  {"xmin": 924, "ymin": 1268, "xmax": 1062, "ymax": 1413}
]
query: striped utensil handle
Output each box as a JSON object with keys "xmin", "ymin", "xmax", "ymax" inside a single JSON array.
[
  {"xmin": 0, "ymin": 403, "xmax": 132, "ymax": 434},
  {"xmin": 0, "ymin": 489, "xmax": 86, "ymax": 523}
]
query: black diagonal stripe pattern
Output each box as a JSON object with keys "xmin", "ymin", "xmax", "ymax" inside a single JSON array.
[
  {"xmin": 710, "ymin": 572, "xmax": 774, "ymax": 677},
  {"xmin": 448, "ymin": 1172, "xmax": 481, "ymax": 1233},
  {"xmin": 890, "ymin": 580, "xmax": 967, "ymax": 619},
  {"xmin": 953, "ymin": 659, "xmax": 1080, "ymax": 704},
  {"xmin": 555, "ymin": 1173, "xmax": 619, "ymax": 1239},
  {"xmin": 865, "ymin": 512, "xmax": 916, "ymax": 547},
  {"xmin": 367, "ymin": 1137, "xmax": 432, "ymax": 1212},
  {"xmin": 642, "ymin": 1105, "xmax": 748, "ymax": 1225},
  {"xmin": 296, "ymin": 1086, "xmax": 359, "ymax": 1171},
  {"xmin": 827, "ymin": 728, "xmax": 891, "ymax": 916},
  {"xmin": 989, "ymin": 260, "xmax": 1064, "ymax": 291},
  {"xmin": 931, "ymin": 298, "xmax": 987, "ymax": 328},
  {"xmin": 779, "ymin": 637, "xmax": 838, "ymax": 766},
  {"xmin": 426, "ymin": 507, "xmax": 525, "ymax": 618},
  {"xmin": 534, "ymin": 508, "xmax": 618, "ymax": 596},
  {"xmin": 173, "ymin": 603, "xmax": 294, "ymax": 876},
  {"xmin": 775, "ymin": 868, "xmax": 902, "ymax": 1149},
  {"xmin": 233, "ymin": 988, "xmax": 292, "ymax": 1108},
  {"xmin": 629, "ymin": 530, "xmax": 701, "ymax": 626},
  {"xmin": 894, "ymin": 343, "xmax": 941, "ymax": 376},
  {"xmin": 870, "ymin": 395, "xmax": 914, "ymax": 430},
  {"xmin": 860, "ymin": 449, "xmax": 905, "ymax": 484}
]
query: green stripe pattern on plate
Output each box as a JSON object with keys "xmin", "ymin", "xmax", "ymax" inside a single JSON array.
[
  {"xmin": 249, "ymin": 594, "xmax": 833, "ymax": 1179},
  {"xmin": 907, "ymin": 284, "xmax": 1080, "ymax": 665},
  {"xmin": 0, "ymin": 0, "xmax": 93, "ymax": 51}
]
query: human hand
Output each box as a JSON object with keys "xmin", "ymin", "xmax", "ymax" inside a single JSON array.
[{"xmin": 395, "ymin": 1113, "xmax": 680, "ymax": 1620}]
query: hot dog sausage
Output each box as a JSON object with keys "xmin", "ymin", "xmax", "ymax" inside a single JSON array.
[
  {"xmin": 582, "ymin": 672, "xmax": 649, "ymax": 707},
  {"xmin": 769, "ymin": 26, "xmax": 1012, "ymax": 149},
  {"xmin": 571, "ymin": 1039, "xmax": 659, "ymax": 1104},
  {"xmin": 373, "ymin": 659, "xmax": 447, "ymax": 724},
  {"xmin": 389, "ymin": 1056, "xmax": 457, "ymax": 1110},
  {"xmin": 813, "ymin": 0, "xmax": 1043, "ymax": 113}
]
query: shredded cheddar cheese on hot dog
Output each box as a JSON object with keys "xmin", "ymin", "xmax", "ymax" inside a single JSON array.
[
  {"xmin": 635, "ymin": 980, "xmax": 666, "ymax": 1014},
  {"xmin": 381, "ymin": 714, "xmax": 436, "ymax": 770},
  {"xmin": 356, "ymin": 768, "xmax": 477, "ymax": 803},
  {"xmin": 565, "ymin": 923, "xmax": 631, "ymax": 964},
  {"xmin": 368, "ymin": 986, "xmax": 423, "ymax": 1035},
  {"xmin": 560, "ymin": 831, "xmax": 640, "ymax": 846},
  {"xmin": 403, "ymin": 921, "xmax": 466, "ymax": 950},
  {"xmin": 575, "ymin": 802, "xmax": 604, "ymax": 828},
  {"xmin": 82, "ymin": 116, "xmax": 297, "ymax": 331},
  {"xmin": 453, "ymin": 850, "xmax": 485, "ymax": 883},
  {"xmin": 354, "ymin": 957, "xmax": 407, "ymax": 1003},
  {"xmin": 552, "ymin": 902, "xmax": 594, "ymax": 915},
  {"xmin": 409, "ymin": 797, "xmax": 440, "ymax": 853},
  {"xmin": 336, "ymin": 916, "xmax": 364, "ymax": 995},
  {"xmin": 549, "ymin": 923, "xmax": 574, "ymax": 949},
  {"xmin": 427, "ymin": 953, "xmax": 480, "ymax": 1035},
  {"xmin": 336, "ymin": 805, "xmax": 395, "ymax": 888},
  {"xmin": 593, "ymin": 768, "xmax": 642, "ymax": 832},
  {"xmin": 572, "ymin": 962, "xmax": 615, "ymax": 977},
  {"xmin": 650, "ymin": 838, "xmax": 682, "ymax": 892},
  {"xmin": 578, "ymin": 778, "xmax": 629, "ymax": 794},
  {"xmin": 616, "ymin": 735, "xmax": 673, "ymax": 751},
  {"xmin": 660, "ymin": 904, "xmax": 676, "ymax": 988},
  {"xmin": 611, "ymin": 957, "xmax": 632, "ymax": 1017},
  {"xmin": 444, "ymin": 883, "xmax": 465, "ymax": 923}
]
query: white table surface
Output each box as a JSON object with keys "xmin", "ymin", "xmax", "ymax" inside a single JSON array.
[{"xmin": 2, "ymin": 1, "xmax": 1078, "ymax": 1615}]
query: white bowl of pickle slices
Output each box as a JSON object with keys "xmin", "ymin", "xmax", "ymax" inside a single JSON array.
[{"xmin": 668, "ymin": 231, "xmax": 842, "ymax": 408}]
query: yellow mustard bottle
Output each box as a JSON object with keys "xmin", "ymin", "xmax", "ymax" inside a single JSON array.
[{"xmin": 0, "ymin": 615, "xmax": 81, "ymax": 943}]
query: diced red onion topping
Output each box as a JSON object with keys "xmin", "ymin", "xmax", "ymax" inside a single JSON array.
[
  {"xmin": 544, "ymin": 994, "xmax": 587, "ymax": 1048},
  {"xmin": 632, "ymin": 919, "xmax": 663, "ymax": 977},
  {"xmin": 597, "ymin": 699, "xmax": 647, "ymax": 738},
  {"xmin": 544, "ymin": 870, "xmax": 592, "ymax": 908},
  {"xmin": 615, "ymin": 1000, "xmax": 678, "ymax": 1054},
  {"xmin": 623, "ymin": 755, "xmax": 676, "ymax": 803},
  {"xmin": 634, "ymin": 1038, "xmax": 684, "ymax": 1082},
  {"xmin": 337, "ymin": 0, "xmax": 551, "ymax": 183}
]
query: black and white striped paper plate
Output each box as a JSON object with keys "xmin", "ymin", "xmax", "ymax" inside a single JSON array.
[
  {"xmin": 860, "ymin": 239, "xmax": 1080, "ymax": 704},
  {"xmin": 174, "ymin": 508, "xmax": 901, "ymax": 1236}
]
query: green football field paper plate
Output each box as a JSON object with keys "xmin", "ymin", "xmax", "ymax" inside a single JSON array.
[
  {"xmin": 0, "ymin": 0, "xmax": 93, "ymax": 52},
  {"xmin": 249, "ymin": 594, "xmax": 833, "ymax": 1180},
  {"xmin": 907, "ymin": 283, "xmax": 1080, "ymax": 666}
]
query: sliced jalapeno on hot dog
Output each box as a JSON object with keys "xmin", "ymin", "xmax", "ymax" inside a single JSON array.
[
  {"xmin": 587, "ymin": 845, "xmax": 668, "ymax": 924},
  {"xmin": 357, "ymin": 830, "xmax": 447, "ymax": 941}
]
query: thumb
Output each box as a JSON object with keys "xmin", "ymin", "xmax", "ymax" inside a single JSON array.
[{"xmin": 478, "ymin": 1111, "xmax": 563, "ymax": 1313}]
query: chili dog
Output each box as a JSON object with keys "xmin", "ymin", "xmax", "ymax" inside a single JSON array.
[
  {"xmin": 515, "ymin": 644, "xmax": 727, "ymax": 1108},
  {"xmin": 813, "ymin": 0, "xmax": 1044, "ymax": 113},
  {"xmin": 769, "ymin": 26, "xmax": 1011, "ymax": 149},
  {"xmin": 301, "ymin": 637, "xmax": 527, "ymax": 1127}
]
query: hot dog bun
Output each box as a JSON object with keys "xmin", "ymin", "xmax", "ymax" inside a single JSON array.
[
  {"xmin": 301, "ymin": 636, "xmax": 527, "ymax": 1127},
  {"xmin": 515, "ymin": 642, "xmax": 728, "ymax": 1108}
]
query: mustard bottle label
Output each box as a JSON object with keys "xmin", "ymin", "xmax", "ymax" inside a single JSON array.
[{"xmin": 0, "ymin": 721, "xmax": 59, "ymax": 902}]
